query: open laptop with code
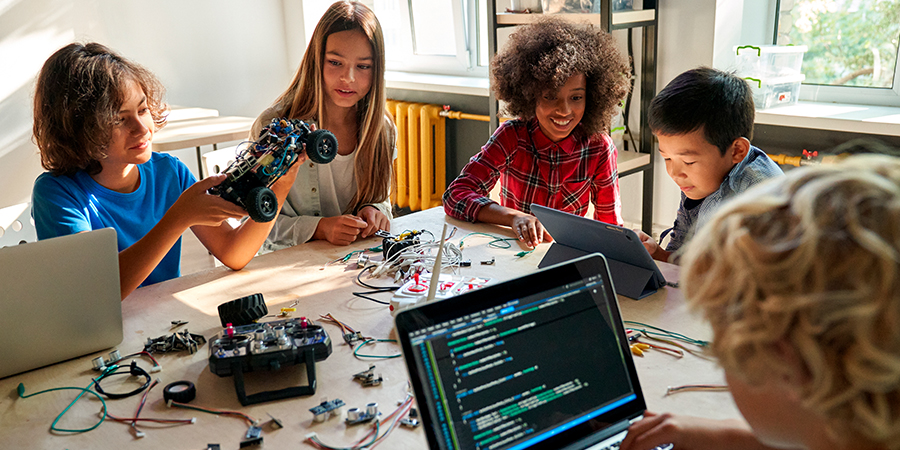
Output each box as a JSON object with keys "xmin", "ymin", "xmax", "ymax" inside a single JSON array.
[{"xmin": 395, "ymin": 253, "xmax": 650, "ymax": 450}]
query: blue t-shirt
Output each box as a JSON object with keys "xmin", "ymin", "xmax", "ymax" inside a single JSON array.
[{"xmin": 32, "ymin": 152, "xmax": 196, "ymax": 287}]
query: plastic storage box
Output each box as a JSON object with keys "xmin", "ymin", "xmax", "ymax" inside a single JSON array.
[
  {"xmin": 540, "ymin": 0, "xmax": 639, "ymax": 14},
  {"xmin": 735, "ymin": 45, "xmax": 808, "ymax": 78},
  {"xmin": 541, "ymin": 0, "xmax": 597, "ymax": 13},
  {"xmin": 745, "ymin": 74, "xmax": 805, "ymax": 109}
]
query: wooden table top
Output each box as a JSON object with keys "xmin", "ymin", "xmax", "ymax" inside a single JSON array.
[{"xmin": 0, "ymin": 207, "xmax": 740, "ymax": 449}]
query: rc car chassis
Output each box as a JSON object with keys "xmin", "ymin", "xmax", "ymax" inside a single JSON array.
[{"xmin": 208, "ymin": 118, "xmax": 338, "ymax": 222}]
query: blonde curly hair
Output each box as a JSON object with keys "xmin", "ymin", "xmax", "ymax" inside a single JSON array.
[{"xmin": 681, "ymin": 154, "xmax": 900, "ymax": 448}]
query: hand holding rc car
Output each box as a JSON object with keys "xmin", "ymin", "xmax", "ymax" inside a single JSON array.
[{"xmin": 209, "ymin": 118, "xmax": 338, "ymax": 222}]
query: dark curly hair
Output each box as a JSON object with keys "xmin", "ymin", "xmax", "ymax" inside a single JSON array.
[
  {"xmin": 33, "ymin": 42, "xmax": 168, "ymax": 176},
  {"xmin": 491, "ymin": 17, "xmax": 631, "ymax": 135}
]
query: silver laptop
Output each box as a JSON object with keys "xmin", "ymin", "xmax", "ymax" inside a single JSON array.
[
  {"xmin": 0, "ymin": 228, "xmax": 123, "ymax": 379},
  {"xmin": 395, "ymin": 253, "xmax": 658, "ymax": 450}
]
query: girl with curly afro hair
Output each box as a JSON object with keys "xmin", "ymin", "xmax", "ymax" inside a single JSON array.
[{"xmin": 442, "ymin": 17, "xmax": 631, "ymax": 248}]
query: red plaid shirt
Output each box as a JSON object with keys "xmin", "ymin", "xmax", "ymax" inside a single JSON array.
[{"xmin": 443, "ymin": 118, "xmax": 622, "ymax": 225}]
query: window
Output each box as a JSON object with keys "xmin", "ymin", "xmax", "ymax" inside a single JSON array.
[
  {"xmin": 303, "ymin": 0, "xmax": 487, "ymax": 77},
  {"xmin": 376, "ymin": 0, "xmax": 487, "ymax": 76},
  {"xmin": 775, "ymin": 0, "xmax": 900, "ymax": 106}
]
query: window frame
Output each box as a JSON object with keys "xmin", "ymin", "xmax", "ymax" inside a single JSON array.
[
  {"xmin": 380, "ymin": 0, "xmax": 487, "ymax": 77},
  {"xmin": 772, "ymin": 0, "xmax": 900, "ymax": 107}
]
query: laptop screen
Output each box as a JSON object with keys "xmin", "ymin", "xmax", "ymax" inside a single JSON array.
[{"xmin": 396, "ymin": 254, "xmax": 646, "ymax": 450}]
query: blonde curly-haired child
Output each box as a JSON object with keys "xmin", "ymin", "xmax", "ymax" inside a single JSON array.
[{"xmin": 621, "ymin": 154, "xmax": 900, "ymax": 450}]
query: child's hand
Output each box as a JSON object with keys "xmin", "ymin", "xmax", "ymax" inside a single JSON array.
[
  {"xmin": 637, "ymin": 230, "xmax": 659, "ymax": 254},
  {"xmin": 174, "ymin": 174, "xmax": 246, "ymax": 228},
  {"xmin": 357, "ymin": 206, "xmax": 390, "ymax": 238},
  {"xmin": 314, "ymin": 214, "xmax": 368, "ymax": 245},
  {"xmin": 511, "ymin": 214, "xmax": 552, "ymax": 249},
  {"xmin": 637, "ymin": 230, "xmax": 670, "ymax": 262},
  {"xmin": 619, "ymin": 412, "xmax": 769, "ymax": 450}
]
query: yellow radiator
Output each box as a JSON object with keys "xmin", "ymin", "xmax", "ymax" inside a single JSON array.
[{"xmin": 386, "ymin": 100, "xmax": 447, "ymax": 211}]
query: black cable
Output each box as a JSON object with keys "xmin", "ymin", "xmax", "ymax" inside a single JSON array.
[
  {"xmin": 356, "ymin": 265, "xmax": 398, "ymax": 292},
  {"xmin": 352, "ymin": 292, "xmax": 391, "ymax": 305},
  {"xmin": 93, "ymin": 361, "xmax": 152, "ymax": 400}
]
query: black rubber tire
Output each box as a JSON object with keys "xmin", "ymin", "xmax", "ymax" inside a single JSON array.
[
  {"xmin": 246, "ymin": 187, "xmax": 278, "ymax": 223},
  {"xmin": 163, "ymin": 381, "xmax": 197, "ymax": 403},
  {"xmin": 306, "ymin": 129, "xmax": 338, "ymax": 164},
  {"xmin": 217, "ymin": 293, "xmax": 268, "ymax": 327}
]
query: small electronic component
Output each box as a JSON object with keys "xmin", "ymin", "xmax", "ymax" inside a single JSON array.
[
  {"xmin": 352, "ymin": 364, "xmax": 383, "ymax": 387},
  {"xmin": 207, "ymin": 445, "xmax": 220, "ymax": 450},
  {"xmin": 245, "ymin": 426, "xmax": 262, "ymax": 439},
  {"xmin": 343, "ymin": 331, "xmax": 363, "ymax": 345},
  {"xmin": 239, "ymin": 437, "xmax": 263, "ymax": 448},
  {"xmin": 381, "ymin": 231, "xmax": 423, "ymax": 261},
  {"xmin": 144, "ymin": 330, "xmax": 206, "ymax": 354},
  {"xmin": 278, "ymin": 299, "xmax": 301, "ymax": 318},
  {"xmin": 345, "ymin": 403, "xmax": 379, "ymax": 425},
  {"xmin": 91, "ymin": 349, "xmax": 122, "ymax": 371},
  {"xmin": 267, "ymin": 413, "xmax": 284, "ymax": 429},
  {"xmin": 400, "ymin": 418, "xmax": 420, "ymax": 428},
  {"xmin": 309, "ymin": 398, "xmax": 345, "ymax": 422},
  {"xmin": 356, "ymin": 253, "xmax": 370, "ymax": 269},
  {"xmin": 240, "ymin": 425, "xmax": 264, "ymax": 447},
  {"xmin": 390, "ymin": 274, "xmax": 494, "ymax": 316},
  {"xmin": 481, "ymin": 257, "xmax": 495, "ymax": 265}
]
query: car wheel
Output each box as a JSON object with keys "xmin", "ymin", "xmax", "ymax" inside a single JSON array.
[
  {"xmin": 246, "ymin": 187, "xmax": 278, "ymax": 223},
  {"xmin": 306, "ymin": 129, "xmax": 338, "ymax": 164}
]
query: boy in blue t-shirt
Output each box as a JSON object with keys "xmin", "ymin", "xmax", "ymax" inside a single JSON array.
[
  {"xmin": 638, "ymin": 67, "xmax": 783, "ymax": 263},
  {"xmin": 31, "ymin": 42, "xmax": 299, "ymax": 299}
]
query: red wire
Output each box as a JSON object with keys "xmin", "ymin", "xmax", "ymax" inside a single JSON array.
[{"xmin": 131, "ymin": 379, "xmax": 159, "ymax": 431}]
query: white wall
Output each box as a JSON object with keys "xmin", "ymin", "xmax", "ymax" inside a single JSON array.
[{"xmin": 0, "ymin": 0, "xmax": 297, "ymax": 218}]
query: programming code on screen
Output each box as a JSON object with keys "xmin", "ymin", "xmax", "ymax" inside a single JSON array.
[{"xmin": 409, "ymin": 280, "xmax": 635, "ymax": 450}]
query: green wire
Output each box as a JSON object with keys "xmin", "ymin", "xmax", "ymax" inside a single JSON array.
[
  {"xmin": 458, "ymin": 232, "xmax": 518, "ymax": 250},
  {"xmin": 338, "ymin": 246, "xmax": 383, "ymax": 262},
  {"xmin": 353, "ymin": 339, "xmax": 401, "ymax": 359},
  {"xmin": 17, "ymin": 382, "xmax": 107, "ymax": 433},
  {"xmin": 623, "ymin": 320, "xmax": 709, "ymax": 347}
]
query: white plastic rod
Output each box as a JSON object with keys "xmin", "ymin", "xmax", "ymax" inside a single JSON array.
[{"xmin": 425, "ymin": 223, "xmax": 448, "ymax": 303}]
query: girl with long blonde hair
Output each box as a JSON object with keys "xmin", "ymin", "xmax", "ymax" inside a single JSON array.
[{"xmin": 252, "ymin": 0, "xmax": 395, "ymax": 248}]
